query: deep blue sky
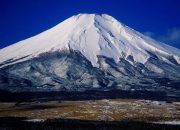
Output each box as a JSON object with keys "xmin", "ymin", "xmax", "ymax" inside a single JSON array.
[{"xmin": 0, "ymin": 0, "xmax": 180, "ymax": 49}]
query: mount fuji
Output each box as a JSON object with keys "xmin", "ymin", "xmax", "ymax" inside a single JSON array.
[{"xmin": 0, "ymin": 14, "xmax": 180, "ymax": 95}]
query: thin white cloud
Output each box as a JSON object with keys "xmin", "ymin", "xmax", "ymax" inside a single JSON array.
[
  {"xmin": 143, "ymin": 28, "xmax": 180, "ymax": 48},
  {"xmin": 143, "ymin": 31, "xmax": 155, "ymax": 38},
  {"xmin": 159, "ymin": 28, "xmax": 180, "ymax": 44}
]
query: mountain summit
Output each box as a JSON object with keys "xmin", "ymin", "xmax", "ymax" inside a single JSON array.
[
  {"xmin": 0, "ymin": 14, "xmax": 179, "ymax": 68},
  {"xmin": 0, "ymin": 14, "xmax": 180, "ymax": 94}
]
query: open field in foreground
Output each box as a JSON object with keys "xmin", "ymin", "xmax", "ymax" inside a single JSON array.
[{"xmin": 0, "ymin": 99, "xmax": 180, "ymax": 122}]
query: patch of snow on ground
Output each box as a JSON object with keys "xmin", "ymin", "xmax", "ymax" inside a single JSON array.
[
  {"xmin": 25, "ymin": 119, "xmax": 45, "ymax": 122},
  {"xmin": 154, "ymin": 121, "xmax": 180, "ymax": 125}
]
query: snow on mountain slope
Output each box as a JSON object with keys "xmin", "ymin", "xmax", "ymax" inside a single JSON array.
[{"xmin": 0, "ymin": 14, "xmax": 180, "ymax": 68}]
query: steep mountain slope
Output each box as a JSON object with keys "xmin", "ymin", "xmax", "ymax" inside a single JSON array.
[{"xmin": 0, "ymin": 14, "xmax": 180, "ymax": 94}]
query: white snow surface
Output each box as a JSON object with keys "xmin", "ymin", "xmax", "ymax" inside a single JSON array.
[
  {"xmin": 154, "ymin": 121, "xmax": 180, "ymax": 125},
  {"xmin": 25, "ymin": 119, "xmax": 45, "ymax": 122},
  {"xmin": 0, "ymin": 14, "xmax": 180, "ymax": 67}
]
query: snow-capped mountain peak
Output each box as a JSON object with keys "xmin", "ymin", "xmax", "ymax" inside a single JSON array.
[
  {"xmin": 0, "ymin": 14, "xmax": 180, "ymax": 93},
  {"xmin": 0, "ymin": 14, "xmax": 180, "ymax": 68}
]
